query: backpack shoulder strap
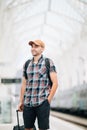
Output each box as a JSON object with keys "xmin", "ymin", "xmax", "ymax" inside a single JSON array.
[
  {"xmin": 45, "ymin": 58, "xmax": 50, "ymax": 72},
  {"xmin": 45, "ymin": 58, "xmax": 52, "ymax": 87},
  {"xmin": 25, "ymin": 59, "xmax": 31, "ymax": 70},
  {"xmin": 24, "ymin": 59, "xmax": 31, "ymax": 79}
]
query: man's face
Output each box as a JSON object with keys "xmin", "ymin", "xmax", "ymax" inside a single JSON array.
[{"xmin": 31, "ymin": 43, "xmax": 44, "ymax": 56}]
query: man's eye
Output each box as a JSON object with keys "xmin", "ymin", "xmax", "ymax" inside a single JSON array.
[
  {"xmin": 35, "ymin": 45, "xmax": 39, "ymax": 47},
  {"xmin": 31, "ymin": 44, "xmax": 40, "ymax": 48}
]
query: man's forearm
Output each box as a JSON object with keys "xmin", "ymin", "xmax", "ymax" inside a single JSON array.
[
  {"xmin": 19, "ymin": 77, "xmax": 26, "ymax": 103},
  {"xmin": 19, "ymin": 85, "xmax": 26, "ymax": 103},
  {"xmin": 48, "ymin": 83, "xmax": 58, "ymax": 103}
]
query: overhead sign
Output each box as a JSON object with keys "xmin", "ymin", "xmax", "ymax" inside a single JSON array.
[{"xmin": 1, "ymin": 78, "xmax": 21, "ymax": 84}]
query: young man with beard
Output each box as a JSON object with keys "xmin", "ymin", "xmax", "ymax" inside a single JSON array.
[{"xmin": 18, "ymin": 40, "xmax": 58, "ymax": 130}]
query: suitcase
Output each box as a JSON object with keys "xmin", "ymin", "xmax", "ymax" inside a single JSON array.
[{"xmin": 13, "ymin": 110, "xmax": 36, "ymax": 130}]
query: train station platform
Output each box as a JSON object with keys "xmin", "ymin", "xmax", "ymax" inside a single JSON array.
[{"xmin": 0, "ymin": 114, "xmax": 86, "ymax": 130}]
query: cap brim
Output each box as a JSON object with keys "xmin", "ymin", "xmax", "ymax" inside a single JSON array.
[{"xmin": 28, "ymin": 41, "xmax": 39, "ymax": 46}]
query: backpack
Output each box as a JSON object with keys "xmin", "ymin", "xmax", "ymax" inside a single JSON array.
[{"xmin": 24, "ymin": 58, "xmax": 52, "ymax": 87}]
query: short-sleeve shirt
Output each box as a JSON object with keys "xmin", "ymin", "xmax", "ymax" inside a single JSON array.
[{"xmin": 23, "ymin": 55, "xmax": 57, "ymax": 107}]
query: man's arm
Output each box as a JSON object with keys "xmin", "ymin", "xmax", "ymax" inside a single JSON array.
[
  {"xmin": 48, "ymin": 72, "xmax": 58, "ymax": 103},
  {"xmin": 18, "ymin": 77, "xmax": 26, "ymax": 111}
]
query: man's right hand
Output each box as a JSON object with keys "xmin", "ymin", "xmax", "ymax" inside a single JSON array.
[{"xmin": 18, "ymin": 102, "xmax": 24, "ymax": 111}]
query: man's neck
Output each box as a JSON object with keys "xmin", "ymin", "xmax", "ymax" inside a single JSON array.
[{"xmin": 33, "ymin": 54, "xmax": 42, "ymax": 63}]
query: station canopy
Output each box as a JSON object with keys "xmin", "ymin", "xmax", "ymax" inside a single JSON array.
[{"xmin": 0, "ymin": 0, "xmax": 87, "ymax": 74}]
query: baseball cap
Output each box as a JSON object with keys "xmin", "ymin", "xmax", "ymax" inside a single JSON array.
[{"xmin": 28, "ymin": 40, "xmax": 45, "ymax": 48}]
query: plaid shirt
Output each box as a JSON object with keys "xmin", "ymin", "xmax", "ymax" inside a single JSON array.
[{"xmin": 23, "ymin": 55, "xmax": 56, "ymax": 107}]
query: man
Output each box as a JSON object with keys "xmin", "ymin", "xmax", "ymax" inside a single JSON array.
[{"xmin": 18, "ymin": 40, "xmax": 58, "ymax": 130}]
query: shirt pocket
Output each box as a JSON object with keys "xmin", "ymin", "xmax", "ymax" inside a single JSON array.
[{"xmin": 39, "ymin": 66, "xmax": 47, "ymax": 78}]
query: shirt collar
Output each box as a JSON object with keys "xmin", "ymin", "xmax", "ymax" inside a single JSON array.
[{"xmin": 32, "ymin": 55, "xmax": 43, "ymax": 64}]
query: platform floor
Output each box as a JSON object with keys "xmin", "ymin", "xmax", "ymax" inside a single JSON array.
[{"xmin": 0, "ymin": 114, "xmax": 86, "ymax": 130}]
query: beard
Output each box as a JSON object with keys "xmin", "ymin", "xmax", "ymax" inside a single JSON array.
[
  {"xmin": 31, "ymin": 50, "xmax": 40, "ymax": 56},
  {"xmin": 32, "ymin": 52, "xmax": 38, "ymax": 56},
  {"xmin": 33, "ymin": 54, "xmax": 38, "ymax": 56}
]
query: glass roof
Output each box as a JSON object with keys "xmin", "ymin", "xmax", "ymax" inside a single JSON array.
[{"xmin": 0, "ymin": 0, "xmax": 87, "ymax": 73}]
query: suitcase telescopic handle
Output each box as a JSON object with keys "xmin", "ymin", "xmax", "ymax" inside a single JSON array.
[{"xmin": 16, "ymin": 110, "xmax": 20, "ymax": 128}]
